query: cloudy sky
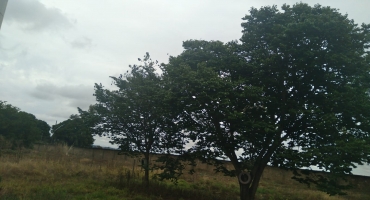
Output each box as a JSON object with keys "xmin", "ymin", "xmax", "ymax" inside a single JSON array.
[{"xmin": 1, "ymin": 0, "xmax": 370, "ymax": 173}]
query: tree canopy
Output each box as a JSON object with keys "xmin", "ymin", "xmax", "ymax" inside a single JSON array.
[
  {"xmin": 51, "ymin": 113, "xmax": 94, "ymax": 148},
  {"xmin": 239, "ymin": 2, "xmax": 370, "ymax": 188},
  {"xmin": 92, "ymin": 53, "xmax": 186, "ymax": 184}
]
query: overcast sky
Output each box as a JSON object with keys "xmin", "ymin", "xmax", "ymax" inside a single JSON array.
[{"xmin": 1, "ymin": 0, "xmax": 370, "ymax": 174}]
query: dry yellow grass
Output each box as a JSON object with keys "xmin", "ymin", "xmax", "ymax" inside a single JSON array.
[{"xmin": 0, "ymin": 144, "xmax": 369, "ymax": 200}]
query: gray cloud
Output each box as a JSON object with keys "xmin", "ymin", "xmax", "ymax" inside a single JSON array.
[
  {"xmin": 30, "ymin": 89, "xmax": 54, "ymax": 101},
  {"xmin": 70, "ymin": 36, "xmax": 92, "ymax": 49},
  {"xmin": 31, "ymin": 83, "xmax": 95, "ymax": 102},
  {"xmin": 5, "ymin": 0, "xmax": 73, "ymax": 31},
  {"xmin": 49, "ymin": 108, "xmax": 74, "ymax": 119},
  {"xmin": 29, "ymin": 83, "xmax": 96, "ymax": 124}
]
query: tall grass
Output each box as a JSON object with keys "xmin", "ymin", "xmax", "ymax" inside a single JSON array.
[{"xmin": 0, "ymin": 144, "xmax": 369, "ymax": 200}]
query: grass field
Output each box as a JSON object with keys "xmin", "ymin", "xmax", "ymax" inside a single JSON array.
[{"xmin": 0, "ymin": 145, "xmax": 369, "ymax": 200}]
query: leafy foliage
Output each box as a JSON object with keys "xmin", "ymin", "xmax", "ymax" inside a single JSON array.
[
  {"xmin": 91, "ymin": 53, "xmax": 186, "ymax": 183},
  {"xmin": 37, "ymin": 119, "xmax": 52, "ymax": 143},
  {"xmin": 0, "ymin": 101, "xmax": 51, "ymax": 149},
  {"xmin": 51, "ymin": 114, "xmax": 94, "ymax": 148},
  {"xmin": 163, "ymin": 39, "xmax": 264, "ymax": 169},
  {"xmin": 239, "ymin": 3, "xmax": 370, "ymax": 196},
  {"xmin": 162, "ymin": 3, "xmax": 370, "ymax": 200}
]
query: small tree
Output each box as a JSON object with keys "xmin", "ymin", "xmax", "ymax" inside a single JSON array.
[
  {"xmin": 51, "ymin": 114, "xmax": 94, "ymax": 148},
  {"xmin": 92, "ymin": 53, "xmax": 185, "ymax": 184}
]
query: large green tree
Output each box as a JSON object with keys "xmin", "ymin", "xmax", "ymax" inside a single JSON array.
[
  {"xmin": 164, "ymin": 3, "xmax": 370, "ymax": 200},
  {"xmin": 239, "ymin": 3, "xmax": 370, "ymax": 199},
  {"xmin": 92, "ymin": 53, "xmax": 185, "ymax": 184}
]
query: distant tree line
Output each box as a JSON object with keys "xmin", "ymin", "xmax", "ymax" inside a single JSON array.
[
  {"xmin": 0, "ymin": 101, "xmax": 94, "ymax": 149},
  {"xmin": 80, "ymin": 3, "xmax": 370, "ymax": 200},
  {"xmin": 0, "ymin": 101, "xmax": 50, "ymax": 149}
]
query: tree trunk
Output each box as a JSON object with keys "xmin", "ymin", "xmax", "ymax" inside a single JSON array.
[
  {"xmin": 237, "ymin": 164, "xmax": 266, "ymax": 200},
  {"xmin": 238, "ymin": 179, "xmax": 258, "ymax": 200},
  {"xmin": 240, "ymin": 183, "xmax": 248, "ymax": 200},
  {"xmin": 144, "ymin": 153, "xmax": 150, "ymax": 186}
]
